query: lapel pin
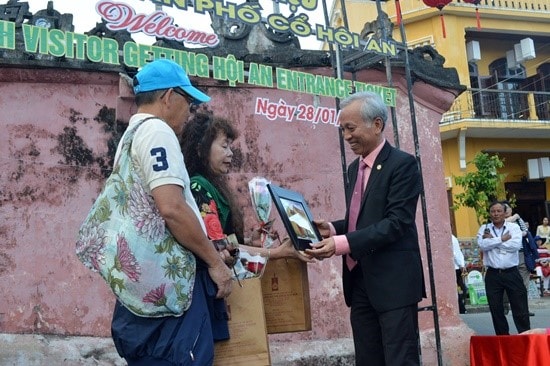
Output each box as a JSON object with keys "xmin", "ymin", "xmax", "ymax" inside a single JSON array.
[{"xmin": 376, "ymin": 164, "xmax": 382, "ymax": 170}]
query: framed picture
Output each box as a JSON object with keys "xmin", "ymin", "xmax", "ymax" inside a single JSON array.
[{"xmin": 267, "ymin": 184, "xmax": 322, "ymax": 251}]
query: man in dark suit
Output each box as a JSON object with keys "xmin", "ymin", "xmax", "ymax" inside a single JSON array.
[{"xmin": 306, "ymin": 91, "xmax": 426, "ymax": 365}]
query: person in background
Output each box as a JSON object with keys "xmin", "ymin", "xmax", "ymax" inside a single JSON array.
[
  {"xmin": 452, "ymin": 234, "xmax": 467, "ymax": 314},
  {"xmin": 535, "ymin": 258, "xmax": 550, "ymax": 296},
  {"xmin": 110, "ymin": 59, "xmax": 233, "ymax": 365},
  {"xmin": 503, "ymin": 203, "xmax": 528, "ymax": 236},
  {"xmin": 534, "ymin": 235, "xmax": 548, "ymax": 253},
  {"xmin": 477, "ymin": 201, "xmax": 530, "ymax": 335},
  {"xmin": 534, "ymin": 236, "xmax": 550, "ymax": 296},
  {"xmin": 543, "ymin": 234, "xmax": 550, "ymax": 251},
  {"xmin": 536, "ymin": 217, "xmax": 550, "ymax": 242},
  {"xmin": 306, "ymin": 91, "xmax": 426, "ymax": 365},
  {"xmin": 504, "ymin": 203, "xmax": 538, "ymax": 316}
]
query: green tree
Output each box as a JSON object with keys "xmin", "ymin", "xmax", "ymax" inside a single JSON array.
[{"xmin": 453, "ymin": 152, "xmax": 511, "ymax": 225}]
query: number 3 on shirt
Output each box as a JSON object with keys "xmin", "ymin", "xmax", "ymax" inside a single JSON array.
[{"xmin": 150, "ymin": 147, "xmax": 169, "ymax": 171}]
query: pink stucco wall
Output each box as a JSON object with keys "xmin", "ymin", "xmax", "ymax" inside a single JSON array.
[{"xmin": 0, "ymin": 65, "xmax": 470, "ymax": 364}]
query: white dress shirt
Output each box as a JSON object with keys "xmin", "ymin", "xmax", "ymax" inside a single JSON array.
[
  {"xmin": 452, "ymin": 235, "xmax": 465, "ymax": 270},
  {"xmin": 476, "ymin": 221, "xmax": 522, "ymax": 269}
]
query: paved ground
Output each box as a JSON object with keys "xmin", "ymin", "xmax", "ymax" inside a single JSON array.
[
  {"xmin": 461, "ymin": 294, "xmax": 550, "ymax": 335},
  {"xmin": 1, "ymin": 294, "xmax": 548, "ymax": 365}
]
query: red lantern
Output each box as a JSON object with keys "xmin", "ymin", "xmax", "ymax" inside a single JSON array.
[
  {"xmin": 422, "ymin": 0, "xmax": 453, "ymax": 38},
  {"xmin": 463, "ymin": 0, "xmax": 482, "ymax": 29}
]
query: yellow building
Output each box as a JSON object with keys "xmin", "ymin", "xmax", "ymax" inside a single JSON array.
[{"xmin": 329, "ymin": 0, "xmax": 550, "ymax": 237}]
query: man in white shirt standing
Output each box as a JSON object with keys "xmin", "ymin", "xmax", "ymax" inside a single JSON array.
[
  {"xmin": 477, "ymin": 201, "xmax": 530, "ymax": 335},
  {"xmin": 452, "ymin": 235, "xmax": 467, "ymax": 314}
]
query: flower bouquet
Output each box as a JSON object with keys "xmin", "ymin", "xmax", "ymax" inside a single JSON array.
[
  {"xmin": 248, "ymin": 177, "xmax": 276, "ymax": 248},
  {"xmin": 227, "ymin": 234, "xmax": 268, "ymax": 281},
  {"xmin": 201, "ymin": 197, "xmax": 267, "ymax": 283}
]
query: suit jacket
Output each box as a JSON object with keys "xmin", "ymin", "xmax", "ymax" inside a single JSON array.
[
  {"xmin": 522, "ymin": 231, "xmax": 539, "ymax": 272},
  {"xmin": 333, "ymin": 141, "xmax": 426, "ymax": 312}
]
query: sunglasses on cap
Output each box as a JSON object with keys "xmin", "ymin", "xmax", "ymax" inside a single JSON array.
[{"xmin": 158, "ymin": 87, "xmax": 196, "ymax": 106}]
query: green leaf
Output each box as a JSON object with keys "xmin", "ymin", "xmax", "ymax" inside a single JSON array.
[
  {"xmin": 452, "ymin": 152, "xmax": 513, "ymax": 225},
  {"xmin": 93, "ymin": 197, "xmax": 112, "ymax": 222},
  {"xmin": 111, "ymin": 277, "xmax": 125, "ymax": 292}
]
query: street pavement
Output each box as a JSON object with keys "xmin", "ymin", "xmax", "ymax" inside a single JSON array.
[{"xmin": 460, "ymin": 295, "xmax": 550, "ymax": 335}]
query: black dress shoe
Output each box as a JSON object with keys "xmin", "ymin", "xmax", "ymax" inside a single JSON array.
[{"xmin": 529, "ymin": 312, "xmax": 535, "ymax": 316}]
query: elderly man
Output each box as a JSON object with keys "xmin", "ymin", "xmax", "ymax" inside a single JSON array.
[
  {"xmin": 477, "ymin": 201, "xmax": 530, "ymax": 335},
  {"xmin": 307, "ymin": 91, "xmax": 425, "ymax": 365},
  {"xmin": 110, "ymin": 59, "xmax": 233, "ymax": 365}
]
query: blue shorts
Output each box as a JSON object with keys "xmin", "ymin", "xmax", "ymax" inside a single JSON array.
[{"xmin": 111, "ymin": 268, "xmax": 229, "ymax": 366}]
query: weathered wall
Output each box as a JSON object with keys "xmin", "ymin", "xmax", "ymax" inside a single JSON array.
[
  {"xmin": 0, "ymin": 65, "xmax": 470, "ymax": 364},
  {"xmin": 0, "ymin": 68, "xmax": 122, "ymax": 336}
]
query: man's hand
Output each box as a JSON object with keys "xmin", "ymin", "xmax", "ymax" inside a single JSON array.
[
  {"xmin": 314, "ymin": 220, "xmax": 331, "ymax": 238},
  {"xmin": 275, "ymin": 238, "xmax": 316, "ymax": 263},
  {"xmin": 152, "ymin": 184, "xmax": 233, "ymax": 299},
  {"xmin": 501, "ymin": 232, "xmax": 511, "ymax": 242},
  {"xmin": 305, "ymin": 237, "xmax": 336, "ymax": 259},
  {"xmin": 208, "ymin": 262, "xmax": 233, "ymax": 299}
]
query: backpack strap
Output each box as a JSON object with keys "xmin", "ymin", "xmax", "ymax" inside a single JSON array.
[{"xmin": 113, "ymin": 116, "xmax": 158, "ymax": 169}]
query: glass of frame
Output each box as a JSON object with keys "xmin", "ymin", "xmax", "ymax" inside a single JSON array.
[{"xmin": 267, "ymin": 184, "xmax": 322, "ymax": 251}]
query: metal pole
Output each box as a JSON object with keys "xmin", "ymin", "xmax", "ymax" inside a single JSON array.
[
  {"xmin": 374, "ymin": 0, "xmax": 399, "ymax": 148},
  {"xmin": 272, "ymin": 0, "xmax": 280, "ymax": 14},
  {"xmin": 322, "ymin": 0, "xmax": 350, "ymax": 194},
  {"xmin": 396, "ymin": 11, "xmax": 444, "ymax": 366}
]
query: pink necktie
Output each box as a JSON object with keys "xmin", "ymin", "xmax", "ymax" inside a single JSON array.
[{"xmin": 346, "ymin": 160, "xmax": 367, "ymax": 271}]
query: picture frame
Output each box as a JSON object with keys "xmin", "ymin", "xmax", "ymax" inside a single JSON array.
[{"xmin": 267, "ymin": 184, "xmax": 322, "ymax": 251}]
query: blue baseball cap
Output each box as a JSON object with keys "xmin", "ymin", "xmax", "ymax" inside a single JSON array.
[{"xmin": 133, "ymin": 59, "xmax": 210, "ymax": 104}]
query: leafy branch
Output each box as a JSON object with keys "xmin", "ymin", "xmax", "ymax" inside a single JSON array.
[{"xmin": 452, "ymin": 152, "xmax": 511, "ymax": 225}]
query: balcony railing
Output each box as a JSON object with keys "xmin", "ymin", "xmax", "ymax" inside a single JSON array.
[
  {"xmin": 395, "ymin": 0, "xmax": 550, "ymax": 13},
  {"xmin": 453, "ymin": 0, "xmax": 549, "ymax": 11},
  {"xmin": 441, "ymin": 88, "xmax": 550, "ymax": 123}
]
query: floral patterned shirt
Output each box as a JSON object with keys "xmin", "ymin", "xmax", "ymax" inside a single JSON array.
[{"xmin": 190, "ymin": 178, "xmax": 230, "ymax": 241}]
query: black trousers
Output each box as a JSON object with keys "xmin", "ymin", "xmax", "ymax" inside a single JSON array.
[
  {"xmin": 455, "ymin": 269, "xmax": 467, "ymax": 314},
  {"xmin": 350, "ymin": 270, "xmax": 420, "ymax": 366},
  {"xmin": 485, "ymin": 266, "xmax": 530, "ymax": 335}
]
